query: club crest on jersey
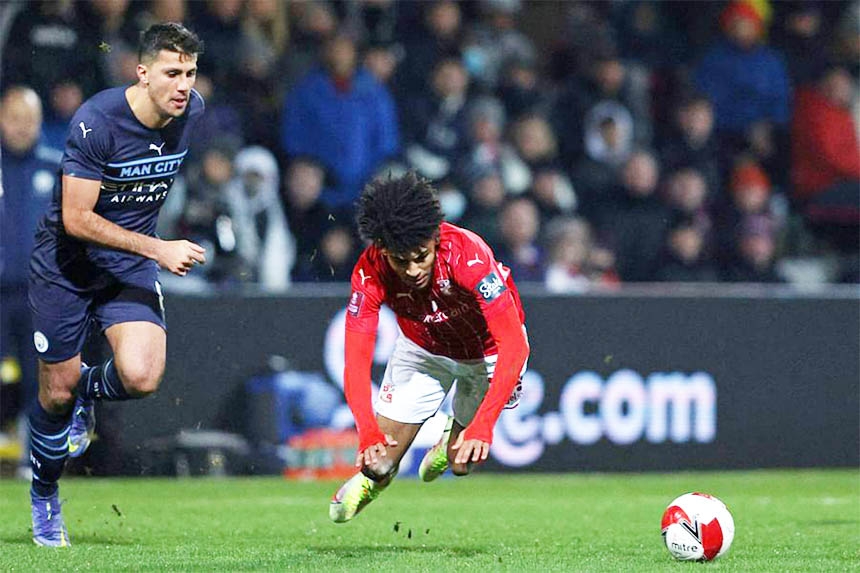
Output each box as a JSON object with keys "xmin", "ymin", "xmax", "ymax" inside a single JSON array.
[
  {"xmin": 347, "ymin": 291, "xmax": 364, "ymax": 316},
  {"xmin": 475, "ymin": 271, "xmax": 506, "ymax": 302},
  {"xmin": 436, "ymin": 278, "xmax": 451, "ymax": 294}
]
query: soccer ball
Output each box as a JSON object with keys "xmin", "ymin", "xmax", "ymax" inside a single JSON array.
[{"xmin": 661, "ymin": 492, "xmax": 735, "ymax": 561}]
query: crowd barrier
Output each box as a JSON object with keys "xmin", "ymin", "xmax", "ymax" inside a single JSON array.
[{"xmin": 101, "ymin": 285, "xmax": 859, "ymax": 475}]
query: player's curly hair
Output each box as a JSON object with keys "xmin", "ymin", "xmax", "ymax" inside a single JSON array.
[
  {"xmin": 139, "ymin": 22, "xmax": 204, "ymax": 63},
  {"xmin": 356, "ymin": 171, "xmax": 444, "ymax": 253}
]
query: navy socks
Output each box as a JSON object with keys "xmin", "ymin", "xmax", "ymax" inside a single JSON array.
[
  {"xmin": 78, "ymin": 358, "xmax": 130, "ymax": 401},
  {"xmin": 29, "ymin": 403, "xmax": 70, "ymax": 497}
]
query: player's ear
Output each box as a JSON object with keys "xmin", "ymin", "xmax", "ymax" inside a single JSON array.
[{"xmin": 137, "ymin": 63, "xmax": 150, "ymax": 86}]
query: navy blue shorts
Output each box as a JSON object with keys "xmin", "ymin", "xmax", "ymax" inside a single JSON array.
[{"xmin": 28, "ymin": 265, "xmax": 166, "ymax": 363}]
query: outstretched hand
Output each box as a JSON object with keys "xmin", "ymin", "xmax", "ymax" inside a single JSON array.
[
  {"xmin": 451, "ymin": 431, "xmax": 490, "ymax": 465},
  {"xmin": 355, "ymin": 434, "xmax": 399, "ymax": 474},
  {"xmin": 156, "ymin": 239, "xmax": 206, "ymax": 276}
]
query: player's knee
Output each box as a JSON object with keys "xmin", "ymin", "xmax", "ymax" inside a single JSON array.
[
  {"xmin": 40, "ymin": 386, "xmax": 75, "ymax": 414},
  {"xmin": 38, "ymin": 363, "xmax": 78, "ymax": 413},
  {"xmin": 118, "ymin": 362, "xmax": 163, "ymax": 397}
]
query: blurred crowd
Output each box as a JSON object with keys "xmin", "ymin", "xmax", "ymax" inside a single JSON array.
[{"xmin": 2, "ymin": 0, "xmax": 859, "ymax": 293}]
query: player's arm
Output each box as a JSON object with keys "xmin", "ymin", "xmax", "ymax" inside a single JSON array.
[
  {"xmin": 343, "ymin": 328, "xmax": 397, "ymax": 469},
  {"xmin": 342, "ymin": 264, "xmax": 396, "ymax": 469},
  {"xmin": 454, "ymin": 301, "xmax": 529, "ymax": 464},
  {"xmin": 61, "ymin": 174, "xmax": 205, "ymax": 276}
]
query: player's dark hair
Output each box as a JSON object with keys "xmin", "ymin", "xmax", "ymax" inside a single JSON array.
[
  {"xmin": 139, "ymin": 22, "xmax": 204, "ymax": 62},
  {"xmin": 356, "ymin": 172, "xmax": 444, "ymax": 253}
]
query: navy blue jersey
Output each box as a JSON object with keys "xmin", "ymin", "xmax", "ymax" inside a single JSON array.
[{"xmin": 31, "ymin": 86, "xmax": 204, "ymax": 290}]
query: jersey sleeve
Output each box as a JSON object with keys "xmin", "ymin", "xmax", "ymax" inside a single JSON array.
[
  {"xmin": 343, "ymin": 249, "xmax": 388, "ymax": 452},
  {"xmin": 344, "ymin": 250, "xmax": 386, "ymax": 334},
  {"xmin": 448, "ymin": 229, "xmax": 516, "ymax": 319},
  {"xmin": 62, "ymin": 105, "xmax": 112, "ymax": 181}
]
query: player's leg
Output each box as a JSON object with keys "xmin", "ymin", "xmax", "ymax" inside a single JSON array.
[
  {"xmin": 428, "ymin": 348, "xmax": 529, "ymax": 479},
  {"xmin": 29, "ymin": 357, "xmax": 80, "ymax": 547},
  {"xmin": 81, "ymin": 273, "xmax": 167, "ymax": 400},
  {"xmin": 418, "ymin": 415, "xmax": 454, "ymax": 481},
  {"xmin": 68, "ymin": 321, "xmax": 165, "ymax": 457},
  {"xmin": 330, "ymin": 335, "xmax": 454, "ymax": 522},
  {"xmin": 27, "ymin": 277, "xmax": 93, "ymax": 547},
  {"xmin": 103, "ymin": 321, "xmax": 166, "ymax": 397},
  {"xmin": 329, "ymin": 416, "xmax": 422, "ymax": 523},
  {"xmin": 69, "ymin": 275, "xmax": 167, "ymax": 455}
]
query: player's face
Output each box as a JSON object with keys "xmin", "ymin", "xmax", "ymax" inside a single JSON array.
[
  {"xmin": 141, "ymin": 50, "xmax": 198, "ymax": 119},
  {"xmin": 382, "ymin": 238, "xmax": 438, "ymax": 290}
]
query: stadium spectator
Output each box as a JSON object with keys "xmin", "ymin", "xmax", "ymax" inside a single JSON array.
[
  {"xmin": 179, "ymin": 137, "xmax": 243, "ymax": 287},
  {"xmin": 293, "ymin": 224, "xmax": 358, "ymax": 283},
  {"xmin": 283, "ymin": 157, "xmax": 343, "ymax": 282},
  {"xmin": 571, "ymin": 101, "xmax": 635, "ymax": 219},
  {"xmin": 659, "ymin": 93, "xmax": 722, "ymax": 196},
  {"xmin": 495, "ymin": 197, "xmax": 545, "ymax": 282},
  {"xmin": 129, "ymin": 0, "xmax": 188, "ymax": 34},
  {"xmin": 694, "ymin": 1, "xmax": 791, "ymax": 141},
  {"xmin": 528, "ymin": 166, "xmax": 578, "ymax": 221},
  {"xmin": 402, "ymin": 57, "xmax": 472, "ymax": 182},
  {"xmin": 596, "ymin": 150, "xmax": 669, "ymax": 282},
  {"xmin": 230, "ymin": 146, "xmax": 295, "ymax": 292},
  {"xmin": 496, "ymin": 54, "xmax": 549, "ymax": 119},
  {"xmin": 281, "ymin": 33, "xmax": 399, "ymax": 215},
  {"xmin": 24, "ymin": 23, "xmax": 207, "ymax": 547},
  {"xmin": 611, "ymin": 1, "xmax": 686, "ymax": 71},
  {"xmin": 40, "ymin": 81, "xmax": 86, "ymax": 151},
  {"xmin": 663, "ymin": 167, "xmax": 713, "ymax": 245},
  {"xmin": 461, "ymin": 0, "xmax": 536, "ymax": 91},
  {"xmin": 723, "ymin": 214, "xmax": 783, "ymax": 283},
  {"xmin": 281, "ymin": 0, "xmax": 339, "ymax": 94},
  {"xmin": 543, "ymin": 216, "xmax": 619, "ymax": 293},
  {"xmin": 714, "ymin": 160, "xmax": 780, "ymax": 271},
  {"xmin": 234, "ymin": 0, "xmax": 291, "ymax": 151},
  {"xmin": 2, "ymin": 0, "xmax": 105, "ymax": 103},
  {"xmin": 791, "ymin": 64, "xmax": 860, "ymax": 255},
  {"xmin": 552, "ymin": 51, "xmax": 653, "ymax": 169},
  {"xmin": 0, "ymin": 86, "xmax": 62, "ymax": 478},
  {"xmin": 771, "ymin": 1, "xmax": 830, "ymax": 85},
  {"xmin": 461, "ymin": 96, "xmax": 530, "ymax": 195},
  {"xmin": 188, "ymin": 0, "xmax": 244, "ymax": 87},
  {"xmin": 435, "ymin": 177, "xmax": 469, "ymax": 223},
  {"xmin": 460, "ymin": 167, "xmax": 507, "ymax": 249},
  {"xmin": 363, "ymin": 43, "xmax": 401, "ymax": 87},
  {"xmin": 510, "ymin": 113, "xmax": 562, "ymax": 172},
  {"xmin": 79, "ymin": 0, "xmax": 138, "ymax": 88},
  {"xmin": 831, "ymin": 1, "xmax": 860, "ymax": 79},
  {"xmin": 338, "ymin": 0, "xmax": 399, "ymax": 48},
  {"xmin": 329, "ymin": 172, "xmax": 529, "ymax": 523},
  {"xmin": 655, "ymin": 215, "xmax": 720, "ymax": 283},
  {"xmin": 394, "ymin": 0, "xmax": 464, "ymax": 101}
]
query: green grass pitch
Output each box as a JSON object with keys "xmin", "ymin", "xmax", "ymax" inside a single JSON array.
[{"xmin": 0, "ymin": 469, "xmax": 857, "ymax": 571}]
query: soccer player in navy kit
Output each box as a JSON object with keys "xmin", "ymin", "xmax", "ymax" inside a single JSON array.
[{"xmin": 27, "ymin": 23, "xmax": 205, "ymax": 546}]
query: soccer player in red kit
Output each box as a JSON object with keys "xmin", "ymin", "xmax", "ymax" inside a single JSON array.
[{"xmin": 329, "ymin": 172, "xmax": 530, "ymax": 523}]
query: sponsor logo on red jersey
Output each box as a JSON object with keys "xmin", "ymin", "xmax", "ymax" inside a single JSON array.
[
  {"xmin": 347, "ymin": 291, "xmax": 364, "ymax": 316},
  {"xmin": 476, "ymin": 271, "xmax": 507, "ymax": 302}
]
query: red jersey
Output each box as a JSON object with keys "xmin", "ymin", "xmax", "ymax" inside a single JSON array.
[{"xmin": 345, "ymin": 222, "xmax": 525, "ymax": 360}]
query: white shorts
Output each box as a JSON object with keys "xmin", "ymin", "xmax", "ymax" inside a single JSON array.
[{"xmin": 374, "ymin": 334, "xmax": 526, "ymax": 427}]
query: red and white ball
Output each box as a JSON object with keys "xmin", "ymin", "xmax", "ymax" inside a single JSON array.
[{"xmin": 661, "ymin": 492, "xmax": 735, "ymax": 561}]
